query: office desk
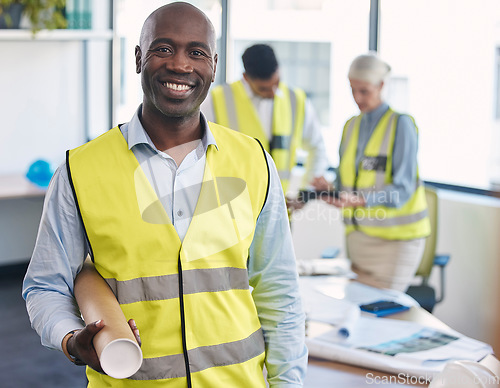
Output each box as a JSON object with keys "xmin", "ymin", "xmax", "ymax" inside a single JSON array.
[
  {"xmin": 304, "ymin": 306, "xmax": 447, "ymax": 387},
  {"xmin": 0, "ymin": 174, "xmax": 46, "ymax": 200},
  {"xmin": 0, "ymin": 174, "xmax": 45, "ymax": 265},
  {"xmin": 300, "ymin": 275, "xmax": 494, "ymax": 387}
]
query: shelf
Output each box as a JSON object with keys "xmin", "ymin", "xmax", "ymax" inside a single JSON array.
[
  {"xmin": 0, "ymin": 174, "xmax": 46, "ymax": 200},
  {"xmin": 0, "ymin": 29, "xmax": 113, "ymax": 41}
]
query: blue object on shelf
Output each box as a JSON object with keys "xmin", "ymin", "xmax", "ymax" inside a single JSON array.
[{"xmin": 26, "ymin": 160, "xmax": 54, "ymax": 188}]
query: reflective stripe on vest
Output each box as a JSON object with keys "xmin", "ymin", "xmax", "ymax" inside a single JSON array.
[
  {"xmin": 105, "ymin": 267, "xmax": 250, "ymax": 304},
  {"xmin": 211, "ymin": 80, "xmax": 305, "ymax": 191},
  {"xmin": 338, "ymin": 108, "xmax": 430, "ymax": 240},
  {"xmin": 67, "ymin": 123, "xmax": 269, "ymax": 387},
  {"xmin": 131, "ymin": 328, "xmax": 264, "ymax": 380},
  {"xmin": 343, "ymin": 208, "xmax": 428, "ymax": 227}
]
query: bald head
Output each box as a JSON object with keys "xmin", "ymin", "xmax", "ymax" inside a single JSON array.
[
  {"xmin": 135, "ymin": 1, "xmax": 218, "ymax": 123},
  {"xmin": 139, "ymin": 2, "xmax": 216, "ymax": 52}
]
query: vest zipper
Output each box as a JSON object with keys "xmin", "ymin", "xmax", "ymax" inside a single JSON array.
[{"xmin": 178, "ymin": 253, "xmax": 192, "ymax": 387}]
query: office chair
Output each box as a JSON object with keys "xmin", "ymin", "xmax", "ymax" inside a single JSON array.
[{"xmin": 406, "ymin": 186, "xmax": 450, "ymax": 313}]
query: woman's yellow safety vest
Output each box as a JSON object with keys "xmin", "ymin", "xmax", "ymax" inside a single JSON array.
[
  {"xmin": 67, "ymin": 123, "xmax": 270, "ymax": 387},
  {"xmin": 211, "ymin": 80, "xmax": 305, "ymax": 192},
  {"xmin": 338, "ymin": 108, "xmax": 430, "ymax": 240}
]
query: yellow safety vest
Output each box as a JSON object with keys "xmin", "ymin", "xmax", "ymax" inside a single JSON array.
[
  {"xmin": 338, "ymin": 108, "xmax": 430, "ymax": 240},
  {"xmin": 211, "ymin": 80, "xmax": 305, "ymax": 192},
  {"xmin": 67, "ymin": 123, "xmax": 269, "ymax": 387}
]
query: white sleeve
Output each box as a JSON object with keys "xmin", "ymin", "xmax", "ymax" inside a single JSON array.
[{"xmin": 301, "ymin": 99, "xmax": 330, "ymax": 184}]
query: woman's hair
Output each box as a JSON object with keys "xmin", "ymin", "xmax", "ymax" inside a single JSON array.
[{"xmin": 348, "ymin": 52, "xmax": 391, "ymax": 85}]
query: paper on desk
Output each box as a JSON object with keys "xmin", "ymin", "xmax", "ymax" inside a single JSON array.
[
  {"xmin": 299, "ymin": 275, "xmax": 418, "ymax": 327},
  {"xmin": 307, "ymin": 317, "xmax": 493, "ymax": 378},
  {"xmin": 296, "ymin": 257, "xmax": 356, "ymax": 277},
  {"xmin": 300, "ymin": 276, "xmax": 493, "ymax": 378},
  {"xmin": 300, "ymin": 276, "xmax": 361, "ymax": 341},
  {"xmin": 315, "ymin": 277, "xmax": 419, "ymax": 307}
]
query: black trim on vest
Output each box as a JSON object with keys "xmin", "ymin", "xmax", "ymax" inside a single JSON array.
[
  {"xmin": 254, "ymin": 138, "xmax": 271, "ymax": 215},
  {"xmin": 177, "ymin": 253, "xmax": 192, "ymax": 388},
  {"xmin": 65, "ymin": 150, "xmax": 95, "ymax": 262}
]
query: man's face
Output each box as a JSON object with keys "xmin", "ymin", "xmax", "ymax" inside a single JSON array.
[
  {"xmin": 244, "ymin": 70, "xmax": 280, "ymax": 99},
  {"xmin": 349, "ymin": 78, "xmax": 383, "ymax": 113},
  {"xmin": 135, "ymin": 6, "xmax": 217, "ymax": 119}
]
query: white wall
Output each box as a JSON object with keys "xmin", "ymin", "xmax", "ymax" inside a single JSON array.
[
  {"xmin": 0, "ymin": 41, "xmax": 85, "ymax": 173},
  {"xmin": 0, "ymin": 197, "xmax": 44, "ymax": 265},
  {"xmin": 431, "ymin": 191, "xmax": 500, "ymax": 355},
  {"xmin": 0, "ymin": 0, "xmax": 112, "ymax": 174},
  {"xmin": 291, "ymin": 190, "xmax": 500, "ymax": 354},
  {"xmin": 0, "ymin": 0, "xmax": 112, "ymax": 264}
]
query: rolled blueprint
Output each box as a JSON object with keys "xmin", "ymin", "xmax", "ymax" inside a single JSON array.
[
  {"xmin": 74, "ymin": 258, "xmax": 143, "ymax": 379},
  {"xmin": 335, "ymin": 303, "xmax": 361, "ymax": 341}
]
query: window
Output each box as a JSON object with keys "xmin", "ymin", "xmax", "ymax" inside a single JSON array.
[
  {"xmin": 496, "ymin": 48, "xmax": 500, "ymax": 121},
  {"xmin": 379, "ymin": 0, "xmax": 500, "ymax": 191},
  {"xmin": 232, "ymin": 40, "xmax": 331, "ymax": 125},
  {"xmin": 114, "ymin": 0, "xmax": 222, "ymax": 123},
  {"xmin": 114, "ymin": 0, "xmax": 500, "ymax": 192},
  {"xmin": 227, "ymin": 0, "xmax": 370, "ymax": 165}
]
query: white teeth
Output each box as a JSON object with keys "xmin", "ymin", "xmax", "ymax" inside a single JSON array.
[{"xmin": 163, "ymin": 82, "xmax": 190, "ymax": 91}]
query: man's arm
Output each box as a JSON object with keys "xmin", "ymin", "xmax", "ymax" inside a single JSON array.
[
  {"xmin": 300, "ymin": 100, "xmax": 330, "ymax": 190},
  {"xmin": 248, "ymin": 152, "xmax": 308, "ymax": 388},
  {"xmin": 22, "ymin": 164, "xmax": 87, "ymax": 351}
]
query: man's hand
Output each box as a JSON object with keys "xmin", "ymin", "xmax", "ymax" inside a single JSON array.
[
  {"xmin": 324, "ymin": 191, "xmax": 366, "ymax": 208},
  {"xmin": 310, "ymin": 176, "xmax": 330, "ymax": 191},
  {"xmin": 66, "ymin": 319, "xmax": 141, "ymax": 373},
  {"xmin": 66, "ymin": 320, "xmax": 105, "ymax": 373},
  {"xmin": 128, "ymin": 318, "xmax": 141, "ymax": 347},
  {"xmin": 286, "ymin": 196, "xmax": 305, "ymax": 212}
]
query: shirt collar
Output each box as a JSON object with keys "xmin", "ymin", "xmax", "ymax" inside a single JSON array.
[
  {"xmin": 364, "ymin": 102, "xmax": 389, "ymax": 123},
  {"xmin": 127, "ymin": 105, "xmax": 218, "ymax": 154}
]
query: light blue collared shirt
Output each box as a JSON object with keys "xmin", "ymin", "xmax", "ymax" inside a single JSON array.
[
  {"xmin": 22, "ymin": 107, "xmax": 308, "ymax": 387},
  {"xmin": 338, "ymin": 102, "xmax": 419, "ymax": 208}
]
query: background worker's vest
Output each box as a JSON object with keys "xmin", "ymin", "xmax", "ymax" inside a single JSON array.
[
  {"xmin": 211, "ymin": 80, "xmax": 305, "ymax": 192},
  {"xmin": 67, "ymin": 123, "xmax": 269, "ymax": 387},
  {"xmin": 338, "ymin": 108, "xmax": 430, "ymax": 240}
]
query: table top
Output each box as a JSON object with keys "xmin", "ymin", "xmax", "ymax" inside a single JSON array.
[
  {"xmin": 305, "ymin": 306, "xmax": 443, "ymax": 387},
  {"xmin": 299, "ymin": 272, "xmax": 493, "ymax": 387},
  {"xmin": 0, "ymin": 174, "xmax": 46, "ymax": 200},
  {"xmin": 306, "ymin": 357, "xmax": 430, "ymax": 387}
]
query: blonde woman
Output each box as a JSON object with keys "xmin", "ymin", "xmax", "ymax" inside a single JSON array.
[{"xmin": 328, "ymin": 53, "xmax": 430, "ymax": 292}]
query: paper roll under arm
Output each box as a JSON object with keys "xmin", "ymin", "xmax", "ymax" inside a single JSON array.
[{"xmin": 74, "ymin": 258, "xmax": 143, "ymax": 379}]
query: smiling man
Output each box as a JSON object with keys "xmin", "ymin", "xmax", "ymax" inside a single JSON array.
[{"xmin": 23, "ymin": 2, "xmax": 307, "ymax": 388}]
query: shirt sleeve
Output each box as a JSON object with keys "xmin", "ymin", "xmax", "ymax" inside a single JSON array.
[
  {"xmin": 248, "ymin": 152, "xmax": 308, "ymax": 388},
  {"xmin": 301, "ymin": 99, "xmax": 330, "ymax": 185},
  {"xmin": 22, "ymin": 163, "xmax": 87, "ymax": 351},
  {"xmin": 365, "ymin": 114, "xmax": 419, "ymax": 208}
]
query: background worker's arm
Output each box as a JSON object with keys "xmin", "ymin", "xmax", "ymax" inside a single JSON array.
[{"xmin": 301, "ymin": 100, "xmax": 330, "ymax": 190}]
